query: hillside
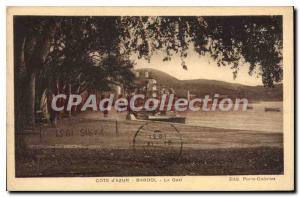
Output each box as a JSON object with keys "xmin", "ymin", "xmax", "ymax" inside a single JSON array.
[{"xmin": 136, "ymin": 68, "xmax": 283, "ymax": 101}]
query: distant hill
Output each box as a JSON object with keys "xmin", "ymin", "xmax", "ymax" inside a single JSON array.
[{"xmin": 136, "ymin": 68, "xmax": 283, "ymax": 101}]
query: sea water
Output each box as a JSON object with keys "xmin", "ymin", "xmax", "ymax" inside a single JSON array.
[{"xmin": 185, "ymin": 101, "xmax": 283, "ymax": 133}]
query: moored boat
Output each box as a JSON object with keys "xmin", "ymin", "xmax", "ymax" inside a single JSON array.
[
  {"xmin": 264, "ymin": 107, "xmax": 281, "ymax": 112},
  {"xmin": 147, "ymin": 115, "xmax": 186, "ymax": 124}
]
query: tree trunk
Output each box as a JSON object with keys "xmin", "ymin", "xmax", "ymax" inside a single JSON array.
[
  {"xmin": 23, "ymin": 19, "xmax": 60, "ymax": 128},
  {"xmin": 26, "ymin": 72, "xmax": 36, "ymax": 126},
  {"xmin": 68, "ymin": 83, "xmax": 72, "ymax": 117}
]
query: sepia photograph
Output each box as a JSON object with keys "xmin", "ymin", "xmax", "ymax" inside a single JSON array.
[{"xmin": 6, "ymin": 7, "xmax": 294, "ymax": 191}]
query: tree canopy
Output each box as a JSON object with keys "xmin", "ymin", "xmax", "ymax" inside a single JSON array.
[
  {"xmin": 120, "ymin": 16, "xmax": 282, "ymax": 87},
  {"xmin": 15, "ymin": 15, "xmax": 283, "ymax": 89}
]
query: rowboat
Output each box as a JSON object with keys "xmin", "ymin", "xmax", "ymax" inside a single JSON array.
[
  {"xmin": 264, "ymin": 107, "xmax": 281, "ymax": 112},
  {"xmin": 147, "ymin": 115, "xmax": 186, "ymax": 124}
]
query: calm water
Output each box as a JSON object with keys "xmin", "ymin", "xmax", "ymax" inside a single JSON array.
[
  {"xmin": 80, "ymin": 102, "xmax": 283, "ymax": 133},
  {"xmin": 184, "ymin": 102, "xmax": 283, "ymax": 133}
]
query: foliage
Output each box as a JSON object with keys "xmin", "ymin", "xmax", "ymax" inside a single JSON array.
[{"xmin": 120, "ymin": 16, "xmax": 283, "ymax": 87}]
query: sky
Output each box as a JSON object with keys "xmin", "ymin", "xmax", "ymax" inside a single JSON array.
[{"xmin": 132, "ymin": 50, "xmax": 263, "ymax": 86}]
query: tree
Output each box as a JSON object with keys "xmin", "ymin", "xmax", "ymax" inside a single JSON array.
[{"xmin": 14, "ymin": 16, "xmax": 137, "ymax": 131}]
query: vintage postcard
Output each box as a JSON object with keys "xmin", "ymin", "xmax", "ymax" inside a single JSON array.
[{"xmin": 7, "ymin": 7, "xmax": 294, "ymax": 191}]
